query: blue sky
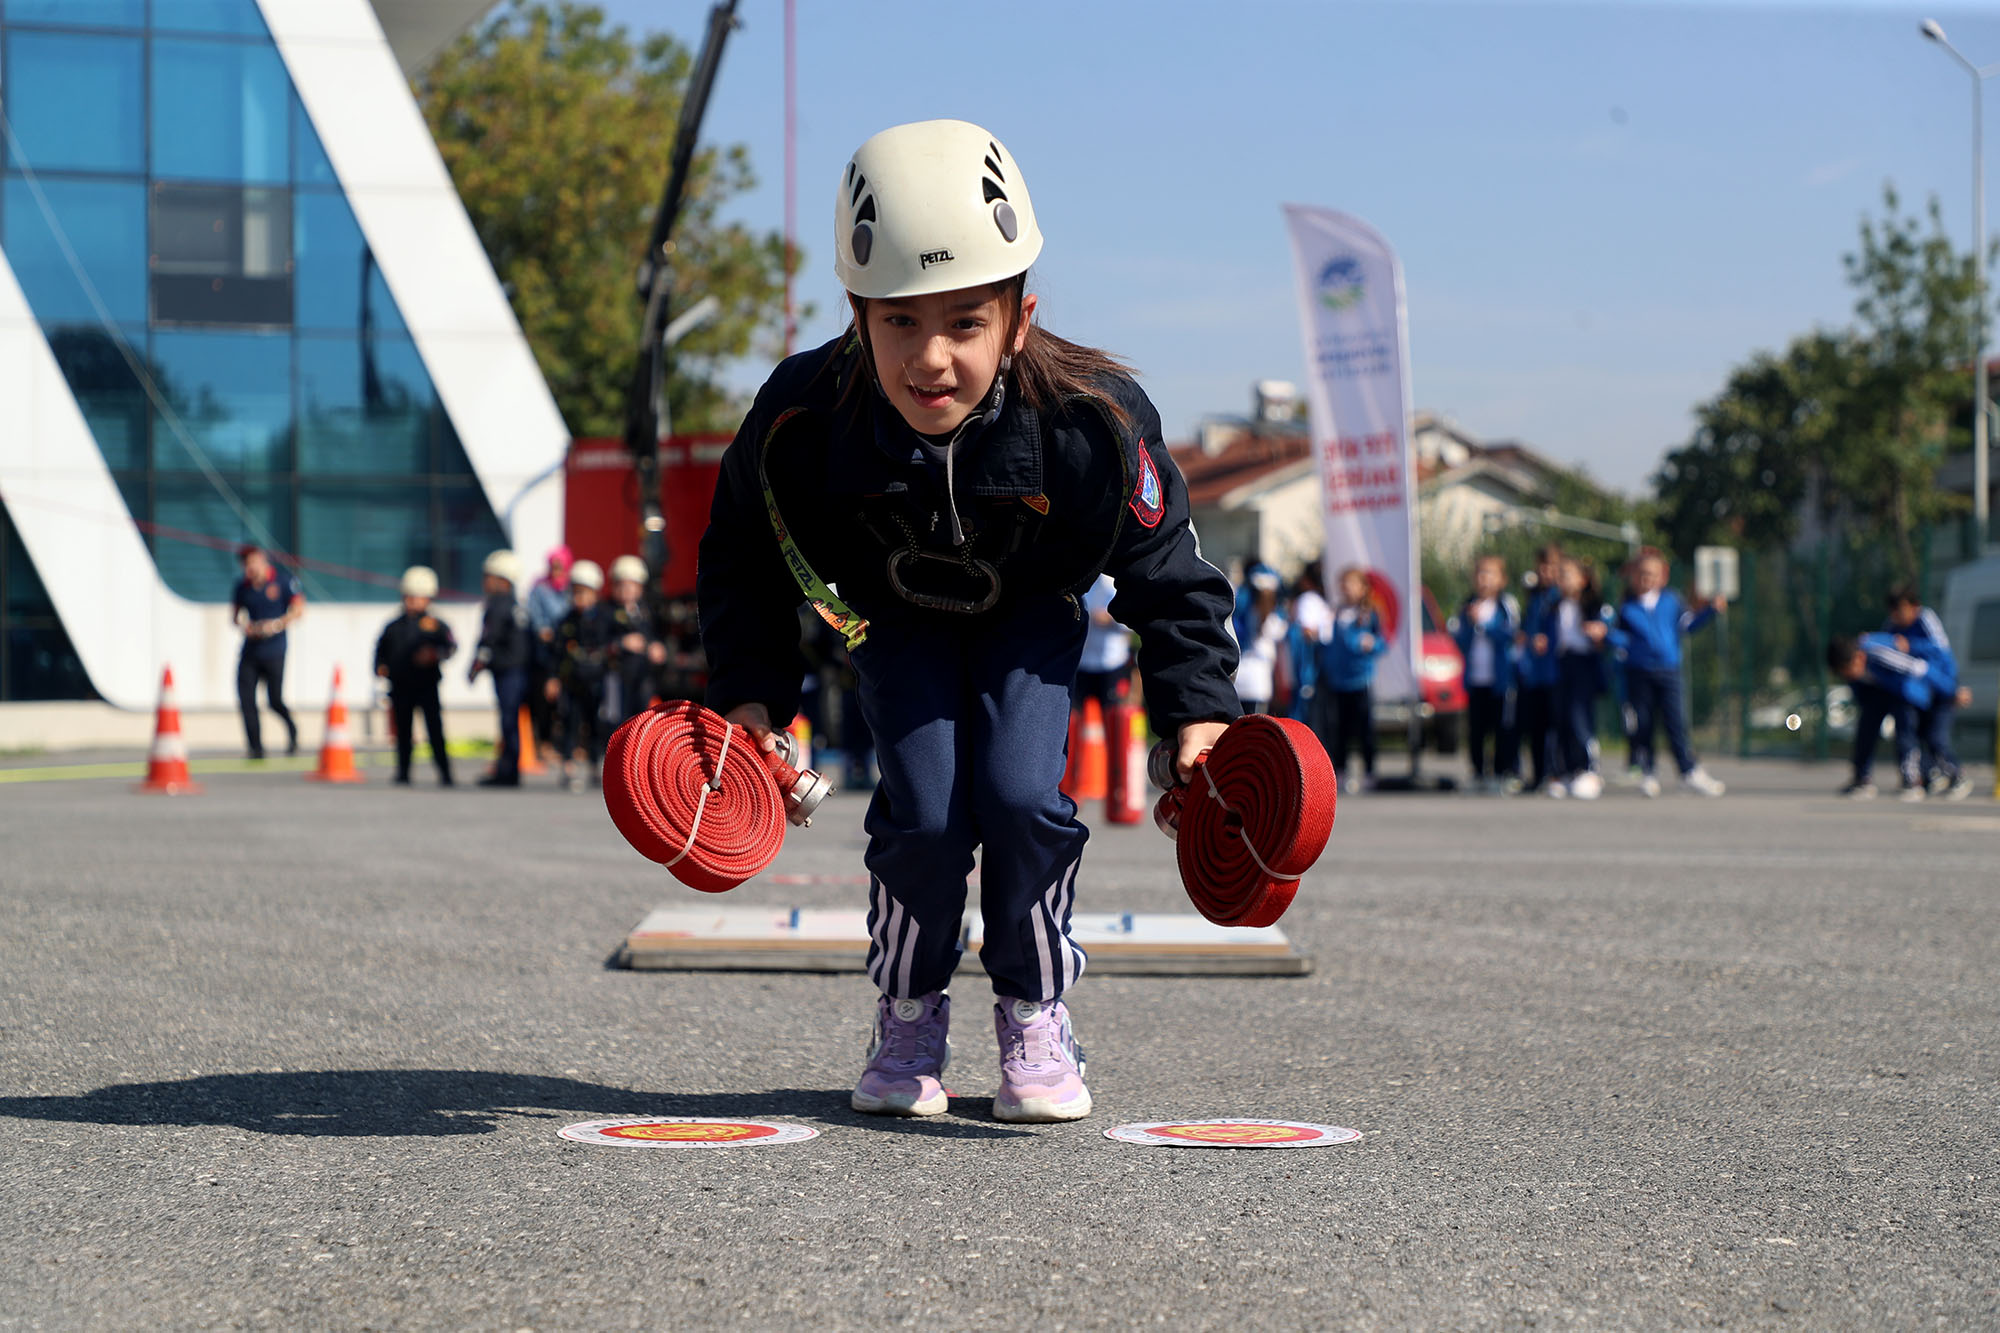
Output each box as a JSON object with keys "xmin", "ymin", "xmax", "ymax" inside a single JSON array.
[{"xmin": 594, "ymin": 0, "xmax": 2000, "ymax": 491}]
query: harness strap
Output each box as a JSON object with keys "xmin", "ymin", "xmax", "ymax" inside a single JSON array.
[{"xmin": 759, "ymin": 406, "xmax": 869, "ymax": 650}]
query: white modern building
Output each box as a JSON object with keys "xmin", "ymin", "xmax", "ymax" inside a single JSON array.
[{"xmin": 0, "ymin": 0, "xmax": 562, "ymax": 728}]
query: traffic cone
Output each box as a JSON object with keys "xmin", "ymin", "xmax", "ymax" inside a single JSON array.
[
  {"xmin": 517, "ymin": 704, "xmax": 545, "ymax": 775},
  {"xmin": 137, "ymin": 665, "xmax": 202, "ymax": 795},
  {"xmin": 1059, "ymin": 697, "xmax": 1109, "ymax": 802},
  {"xmin": 1104, "ymin": 702, "xmax": 1147, "ymax": 824},
  {"xmin": 306, "ymin": 666, "xmax": 365, "ymax": 783}
]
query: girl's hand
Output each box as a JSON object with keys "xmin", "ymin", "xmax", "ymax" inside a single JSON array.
[
  {"xmin": 544, "ymin": 679, "xmax": 560, "ymax": 702},
  {"xmin": 1358, "ymin": 633, "xmax": 1376, "ymax": 653},
  {"xmin": 1584, "ymin": 621, "xmax": 1608, "ymax": 644},
  {"xmin": 1532, "ymin": 634, "xmax": 1549, "ymax": 654},
  {"xmin": 1176, "ymin": 721, "xmax": 1229, "ymax": 782},
  {"xmin": 724, "ymin": 703, "xmax": 779, "ymax": 753}
]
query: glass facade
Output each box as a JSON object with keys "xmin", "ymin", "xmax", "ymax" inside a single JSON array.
[
  {"xmin": 0, "ymin": 497, "xmax": 97, "ymax": 701},
  {"xmin": 0, "ymin": 1, "xmax": 507, "ymax": 698}
]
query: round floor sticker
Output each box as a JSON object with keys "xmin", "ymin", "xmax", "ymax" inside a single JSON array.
[
  {"xmin": 1105, "ymin": 1120, "xmax": 1361, "ymax": 1148},
  {"xmin": 559, "ymin": 1117, "xmax": 818, "ymax": 1147}
]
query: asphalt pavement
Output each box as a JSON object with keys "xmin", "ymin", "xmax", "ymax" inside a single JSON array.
[{"xmin": 2, "ymin": 757, "xmax": 1996, "ymax": 1329}]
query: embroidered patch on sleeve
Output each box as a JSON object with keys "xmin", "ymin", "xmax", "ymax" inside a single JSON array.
[{"xmin": 1129, "ymin": 449, "xmax": 1165, "ymax": 528}]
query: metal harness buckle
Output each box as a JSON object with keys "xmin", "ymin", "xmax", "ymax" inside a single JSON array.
[{"xmin": 886, "ymin": 548, "xmax": 1002, "ymax": 615}]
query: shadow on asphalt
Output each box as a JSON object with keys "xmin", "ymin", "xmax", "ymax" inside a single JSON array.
[{"xmin": 0, "ymin": 1070, "xmax": 1031, "ymax": 1140}]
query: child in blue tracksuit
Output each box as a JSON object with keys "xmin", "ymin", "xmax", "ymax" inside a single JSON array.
[
  {"xmin": 1515, "ymin": 544, "xmax": 1564, "ymax": 791},
  {"xmin": 1322, "ymin": 565, "xmax": 1385, "ymax": 792},
  {"xmin": 1884, "ymin": 587, "xmax": 1972, "ymax": 798},
  {"xmin": 1604, "ymin": 548, "xmax": 1726, "ymax": 798},
  {"xmin": 1828, "ymin": 632, "xmax": 1933, "ymax": 799},
  {"xmin": 1452, "ymin": 554, "xmax": 1520, "ymax": 789},
  {"xmin": 1530, "ymin": 555, "xmax": 1607, "ymax": 798}
]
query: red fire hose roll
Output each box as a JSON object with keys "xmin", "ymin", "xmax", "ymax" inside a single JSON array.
[
  {"xmin": 1158, "ymin": 714, "xmax": 1337, "ymax": 928},
  {"xmin": 602, "ymin": 700, "xmax": 796, "ymax": 893}
]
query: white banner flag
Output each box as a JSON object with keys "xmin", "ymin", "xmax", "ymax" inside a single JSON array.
[{"xmin": 1282, "ymin": 205, "xmax": 1420, "ymax": 700}]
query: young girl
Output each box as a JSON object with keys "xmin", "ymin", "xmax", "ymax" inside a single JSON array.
[
  {"xmin": 1321, "ymin": 566, "xmax": 1385, "ymax": 794},
  {"xmin": 1232, "ymin": 569, "xmax": 1289, "ymax": 714},
  {"xmin": 1605, "ymin": 548, "xmax": 1725, "ymax": 798},
  {"xmin": 696, "ymin": 121, "xmax": 1239, "ymax": 1123},
  {"xmin": 1532, "ymin": 556, "xmax": 1607, "ymax": 799},
  {"xmin": 1452, "ymin": 554, "xmax": 1520, "ymax": 792}
]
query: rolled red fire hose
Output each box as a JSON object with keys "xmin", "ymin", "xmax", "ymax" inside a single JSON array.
[
  {"xmin": 1152, "ymin": 714, "xmax": 1336, "ymax": 928},
  {"xmin": 601, "ymin": 700, "xmax": 827, "ymax": 893}
]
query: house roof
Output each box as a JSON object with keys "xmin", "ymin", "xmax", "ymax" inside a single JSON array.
[{"xmin": 1168, "ymin": 428, "xmax": 1313, "ymax": 508}]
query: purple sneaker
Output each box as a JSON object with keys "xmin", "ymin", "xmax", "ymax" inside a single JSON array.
[
  {"xmin": 850, "ymin": 992, "xmax": 951, "ymax": 1117},
  {"xmin": 993, "ymin": 998, "xmax": 1092, "ymax": 1123}
]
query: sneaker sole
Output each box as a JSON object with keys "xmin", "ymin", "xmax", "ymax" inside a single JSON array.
[
  {"xmin": 992, "ymin": 1088, "xmax": 1093, "ymax": 1123},
  {"xmin": 850, "ymin": 1086, "xmax": 948, "ymax": 1117}
]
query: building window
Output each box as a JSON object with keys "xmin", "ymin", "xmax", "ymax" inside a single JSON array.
[
  {"xmin": 2, "ymin": 31, "xmax": 144, "ymax": 174},
  {"xmin": 0, "ymin": 499, "xmax": 98, "ymax": 701},
  {"xmin": 1, "ymin": 174, "xmax": 148, "ymax": 323},
  {"xmin": 150, "ymin": 182, "xmax": 293, "ymax": 326},
  {"xmin": 2, "ymin": 0, "xmax": 146, "ymax": 29},
  {"xmin": 151, "ymin": 37, "xmax": 290, "ymax": 184}
]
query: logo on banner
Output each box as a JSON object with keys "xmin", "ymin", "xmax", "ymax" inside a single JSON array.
[
  {"xmin": 1363, "ymin": 570, "xmax": 1402, "ymax": 641},
  {"xmin": 1129, "ymin": 451, "xmax": 1164, "ymax": 528},
  {"xmin": 1316, "ymin": 255, "xmax": 1365, "ymax": 312}
]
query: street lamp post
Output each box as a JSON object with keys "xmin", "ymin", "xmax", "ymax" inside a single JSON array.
[{"xmin": 1923, "ymin": 18, "xmax": 1999, "ymax": 547}]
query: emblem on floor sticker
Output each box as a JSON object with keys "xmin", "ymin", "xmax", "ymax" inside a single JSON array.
[
  {"xmin": 1104, "ymin": 1120, "xmax": 1360, "ymax": 1148},
  {"xmin": 559, "ymin": 1118, "xmax": 818, "ymax": 1147}
]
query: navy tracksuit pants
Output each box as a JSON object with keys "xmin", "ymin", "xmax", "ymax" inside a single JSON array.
[
  {"xmin": 1553, "ymin": 652, "xmax": 1600, "ymax": 779},
  {"xmin": 852, "ymin": 597, "xmax": 1090, "ymax": 1004},
  {"xmin": 1851, "ymin": 681, "xmax": 1920, "ymax": 788},
  {"xmin": 1626, "ymin": 666, "xmax": 1696, "ymax": 778}
]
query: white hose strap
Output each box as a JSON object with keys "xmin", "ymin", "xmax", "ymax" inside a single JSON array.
[
  {"xmin": 664, "ymin": 719, "xmax": 736, "ymax": 869},
  {"xmin": 1200, "ymin": 762, "xmax": 1303, "ymax": 883}
]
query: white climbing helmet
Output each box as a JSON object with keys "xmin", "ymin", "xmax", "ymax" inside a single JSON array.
[
  {"xmin": 569, "ymin": 559, "xmax": 604, "ymax": 592},
  {"xmin": 400, "ymin": 565, "xmax": 439, "ymax": 598},
  {"xmin": 833, "ymin": 119, "xmax": 1043, "ymax": 300},
  {"xmin": 482, "ymin": 549, "xmax": 521, "ymax": 586},
  {"xmin": 610, "ymin": 555, "xmax": 648, "ymax": 586}
]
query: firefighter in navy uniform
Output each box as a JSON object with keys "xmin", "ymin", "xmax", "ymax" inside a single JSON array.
[
  {"xmin": 469, "ymin": 549, "xmax": 533, "ymax": 787},
  {"xmin": 230, "ymin": 544, "xmax": 305, "ymax": 758},
  {"xmin": 374, "ymin": 565, "xmax": 457, "ymax": 786},
  {"xmin": 547, "ymin": 559, "xmax": 615, "ymax": 791},
  {"xmin": 605, "ymin": 554, "xmax": 668, "ymax": 726}
]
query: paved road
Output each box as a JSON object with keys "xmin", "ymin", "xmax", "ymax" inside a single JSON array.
[{"xmin": 2, "ymin": 759, "xmax": 1996, "ymax": 1329}]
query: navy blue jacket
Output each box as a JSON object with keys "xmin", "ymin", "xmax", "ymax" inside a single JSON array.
[
  {"xmin": 1607, "ymin": 589, "xmax": 1714, "ymax": 673},
  {"xmin": 1516, "ymin": 586, "xmax": 1560, "ymax": 689},
  {"xmin": 1857, "ymin": 632, "xmax": 1933, "ymax": 708},
  {"xmin": 697, "ymin": 334, "xmax": 1240, "ymax": 738},
  {"xmin": 1451, "ymin": 593, "xmax": 1520, "ymax": 693}
]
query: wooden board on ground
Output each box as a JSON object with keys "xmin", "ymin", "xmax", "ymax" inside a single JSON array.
[{"xmin": 616, "ymin": 907, "xmax": 1311, "ymax": 976}]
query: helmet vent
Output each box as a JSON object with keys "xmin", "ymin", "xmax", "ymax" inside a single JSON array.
[
  {"xmin": 992, "ymin": 201, "xmax": 1018, "ymax": 243},
  {"xmin": 982, "ymin": 177, "xmax": 1008, "ymax": 205},
  {"xmin": 983, "ymin": 154, "xmax": 1005, "ymax": 182},
  {"xmin": 849, "ymin": 172, "xmax": 868, "ymax": 206},
  {"xmin": 855, "ymin": 195, "xmax": 877, "ymax": 224},
  {"xmin": 850, "ymin": 222, "xmax": 874, "ymax": 266}
]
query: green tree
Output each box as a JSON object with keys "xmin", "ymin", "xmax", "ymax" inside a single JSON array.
[
  {"xmin": 1652, "ymin": 332, "xmax": 1851, "ymax": 556},
  {"xmin": 417, "ymin": 1, "xmax": 793, "ymax": 438},
  {"xmin": 1838, "ymin": 186, "xmax": 1980, "ymax": 575},
  {"xmin": 1654, "ymin": 186, "xmax": 1979, "ymax": 579}
]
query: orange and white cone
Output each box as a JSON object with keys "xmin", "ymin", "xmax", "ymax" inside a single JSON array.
[
  {"xmin": 137, "ymin": 665, "xmax": 202, "ymax": 795},
  {"xmin": 1104, "ymin": 702, "xmax": 1147, "ymax": 825},
  {"xmin": 1060, "ymin": 696, "xmax": 1109, "ymax": 802},
  {"xmin": 306, "ymin": 666, "xmax": 365, "ymax": 783}
]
